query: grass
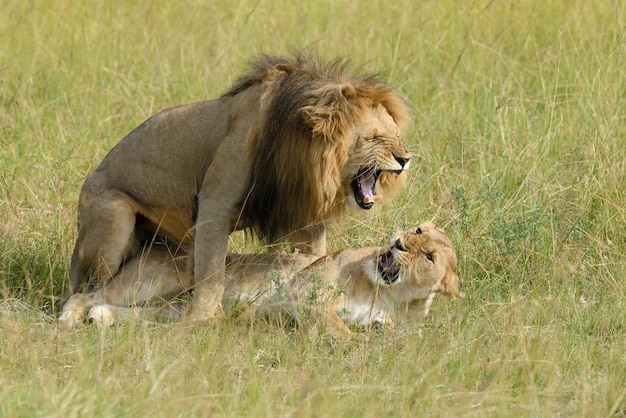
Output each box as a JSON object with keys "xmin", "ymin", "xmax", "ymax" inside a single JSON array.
[{"xmin": 1, "ymin": 0, "xmax": 625, "ymax": 416}]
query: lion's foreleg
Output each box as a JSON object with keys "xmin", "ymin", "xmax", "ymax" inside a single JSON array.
[
  {"xmin": 189, "ymin": 201, "xmax": 234, "ymax": 320},
  {"xmin": 189, "ymin": 236, "xmax": 228, "ymax": 321},
  {"xmin": 189, "ymin": 134, "xmax": 252, "ymax": 321}
]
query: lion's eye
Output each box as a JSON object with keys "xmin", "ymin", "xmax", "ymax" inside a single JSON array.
[
  {"xmin": 425, "ymin": 252, "xmax": 434, "ymax": 262},
  {"xmin": 415, "ymin": 228, "xmax": 422, "ymax": 235}
]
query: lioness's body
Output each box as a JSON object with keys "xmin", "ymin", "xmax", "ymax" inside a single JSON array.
[
  {"xmin": 67, "ymin": 54, "xmax": 411, "ymax": 320},
  {"xmin": 61, "ymin": 223, "xmax": 463, "ymax": 336},
  {"xmin": 248, "ymin": 222, "xmax": 464, "ymax": 335},
  {"xmin": 60, "ymin": 245, "xmax": 320, "ymax": 329}
]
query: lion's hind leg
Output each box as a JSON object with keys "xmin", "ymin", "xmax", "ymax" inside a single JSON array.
[{"xmin": 73, "ymin": 185, "xmax": 142, "ymax": 293}]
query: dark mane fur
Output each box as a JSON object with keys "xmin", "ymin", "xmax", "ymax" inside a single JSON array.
[{"xmin": 228, "ymin": 53, "xmax": 410, "ymax": 244}]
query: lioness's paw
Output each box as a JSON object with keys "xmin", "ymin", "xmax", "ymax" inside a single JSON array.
[
  {"xmin": 182, "ymin": 304, "xmax": 225, "ymax": 324},
  {"xmin": 58, "ymin": 309, "xmax": 86, "ymax": 330},
  {"xmin": 88, "ymin": 305, "xmax": 116, "ymax": 327}
]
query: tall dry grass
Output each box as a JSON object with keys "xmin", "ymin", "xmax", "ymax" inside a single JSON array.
[{"xmin": 1, "ymin": 0, "xmax": 625, "ymax": 416}]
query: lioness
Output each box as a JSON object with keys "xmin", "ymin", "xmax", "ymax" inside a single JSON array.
[
  {"xmin": 60, "ymin": 223, "xmax": 464, "ymax": 337},
  {"xmin": 59, "ymin": 246, "xmax": 320, "ymax": 329},
  {"xmin": 65, "ymin": 53, "xmax": 412, "ymax": 320}
]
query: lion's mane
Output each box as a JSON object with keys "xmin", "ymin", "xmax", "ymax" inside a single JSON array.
[{"xmin": 225, "ymin": 53, "xmax": 411, "ymax": 243}]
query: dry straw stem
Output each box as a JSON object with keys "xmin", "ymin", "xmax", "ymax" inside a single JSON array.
[{"xmin": 1, "ymin": 0, "xmax": 625, "ymax": 416}]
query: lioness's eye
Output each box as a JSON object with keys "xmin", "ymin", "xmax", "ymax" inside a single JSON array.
[
  {"xmin": 415, "ymin": 228, "xmax": 422, "ymax": 235},
  {"xmin": 425, "ymin": 252, "xmax": 434, "ymax": 262}
]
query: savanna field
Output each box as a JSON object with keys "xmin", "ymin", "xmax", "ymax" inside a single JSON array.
[{"xmin": 1, "ymin": 1, "xmax": 625, "ymax": 416}]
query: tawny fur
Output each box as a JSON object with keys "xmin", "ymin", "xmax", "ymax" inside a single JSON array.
[
  {"xmin": 64, "ymin": 53, "xmax": 412, "ymax": 321},
  {"xmin": 60, "ymin": 223, "xmax": 463, "ymax": 338}
]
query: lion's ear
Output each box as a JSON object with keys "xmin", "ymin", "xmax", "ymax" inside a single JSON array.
[{"xmin": 300, "ymin": 84, "xmax": 358, "ymax": 140}]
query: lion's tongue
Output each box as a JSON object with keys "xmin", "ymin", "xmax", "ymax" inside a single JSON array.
[{"xmin": 359, "ymin": 171, "xmax": 376, "ymax": 203}]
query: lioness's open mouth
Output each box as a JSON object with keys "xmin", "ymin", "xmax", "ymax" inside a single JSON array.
[
  {"xmin": 352, "ymin": 168, "xmax": 380, "ymax": 209},
  {"xmin": 377, "ymin": 250, "xmax": 400, "ymax": 283}
]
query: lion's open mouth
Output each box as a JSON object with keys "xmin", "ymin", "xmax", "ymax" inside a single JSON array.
[
  {"xmin": 352, "ymin": 168, "xmax": 381, "ymax": 210},
  {"xmin": 377, "ymin": 250, "xmax": 400, "ymax": 283}
]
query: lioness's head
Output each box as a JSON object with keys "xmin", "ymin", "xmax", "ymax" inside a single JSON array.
[{"xmin": 375, "ymin": 222, "xmax": 464, "ymax": 300}]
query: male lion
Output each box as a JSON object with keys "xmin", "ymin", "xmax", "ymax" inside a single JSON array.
[
  {"xmin": 65, "ymin": 53, "xmax": 412, "ymax": 320},
  {"xmin": 60, "ymin": 222, "xmax": 464, "ymax": 337}
]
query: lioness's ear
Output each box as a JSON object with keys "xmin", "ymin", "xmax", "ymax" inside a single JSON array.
[
  {"xmin": 300, "ymin": 84, "xmax": 358, "ymax": 140},
  {"xmin": 442, "ymin": 272, "xmax": 465, "ymax": 298}
]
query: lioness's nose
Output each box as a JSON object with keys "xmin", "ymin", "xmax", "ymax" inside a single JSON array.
[{"xmin": 394, "ymin": 155, "xmax": 410, "ymax": 168}]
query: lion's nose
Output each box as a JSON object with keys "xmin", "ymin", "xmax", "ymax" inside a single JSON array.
[
  {"xmin": 394, "ymin": 155, "xmax": 410, "ymax": 168},
  {"xmin": 393, "ymin": 238, "xmax": 406, "ymax": 252}
]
